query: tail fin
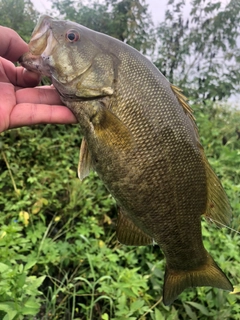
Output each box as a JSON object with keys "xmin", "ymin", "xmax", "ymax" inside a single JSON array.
[{"xmin": 163, "ymin": 254, "xmax": 233, "ymax": 305}]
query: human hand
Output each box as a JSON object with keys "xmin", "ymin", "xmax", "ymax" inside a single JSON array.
[{"xmin": 0, "ymin": 26, "xmax": 77, "ymax": 133}]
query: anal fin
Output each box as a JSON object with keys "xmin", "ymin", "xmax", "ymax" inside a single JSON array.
[
  {"xmin": 116, "ymin": 208, "xmax": 153, "ymax": 246},
  {"xmin": 78, "ymin": 137, "xmax": 92, "ymax": 180}
]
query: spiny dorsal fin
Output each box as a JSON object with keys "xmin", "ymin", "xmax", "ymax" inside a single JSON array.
[
  {"xmin": 171, "ymin": 84, "xmax": 196, "ymax": 122},
  {"xmin": 171, "ymin": 84, "xmax": 203, "ymax": 148},
  {"xmin": 117, "ymin": 208, "xmax": 153, "ymax": 246},
  {"xmin": 78, "ymin": 137, "xmax": 92, "ymax": 181}
]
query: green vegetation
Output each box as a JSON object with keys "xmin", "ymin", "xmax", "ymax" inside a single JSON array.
[
  {"xmin": 0, "ymin": 0, "xmax": 37, "ymax": 41},
  {"xmin": 0, "ymin": 0, "xmax": 240, "ymax": 319},
  {"xmin": 155, "ymin": 0, "xmax": 240, "ymax": 101},
  {"xmin": 0, "ymin": 107, "xmax": 239, "ymax": 319},
  {"xmin": 52, "ymin": 0, "xmax": 155, "ymax": 53}
]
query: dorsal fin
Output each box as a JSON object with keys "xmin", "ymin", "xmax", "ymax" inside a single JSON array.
[
  {"xmin": 171, "ymin": 84, "xmax": 203, "ymax": 149},
  {"xmin": 171, "ymin": 84, "xmax": 232, "ymax": 227},
  {"xmin": 171, "ymin": 84, "xmax": 195, "ymax": 122},
  {"xmin": 201, "ymin": 150, "xmax": 232, "ymax": 227}
]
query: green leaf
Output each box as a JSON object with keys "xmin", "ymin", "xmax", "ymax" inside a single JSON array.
[
  {"xmin": 130, "ymin": 299, "xmax": 145, "ymax": 311},
  {"xmin": 154, "ymin": 308, "xmax": 164, "ymax": 320},
  {"xmin": 186, "ymin": 301, "xmax": 210, "ymax": 316},
  {"xmin": 24, "ymin": 260, "xmax": 37, "ymax": 271},
  {"xmin": 16, "ymin": 273, "xmax": 26, "ymax": 288},
  {"xmin": 230, "ymin": 284, "xmax": 240, "ymax": 295},
  {"xmin": 0, "ymin": 263, "xmax": 10, "ymax": 273},
  {"xmin": 27, "ymin": 275, "xmax": 46, "ymax": 289},
  {"xmin": 0, "ymin": 302, "xmax": 18, "ymax": 320},
  {"xmin": 21, "ymin": 297, "xmax": 40, "ymax": 315},
  {"xmin": 183, "ymin": 303, "xmax": 198, "ymax": 320}
]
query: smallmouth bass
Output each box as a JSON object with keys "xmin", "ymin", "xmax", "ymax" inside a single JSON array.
[{"xmin": 20, "ymin": 15, "xmax": 233, "ymax": 305}]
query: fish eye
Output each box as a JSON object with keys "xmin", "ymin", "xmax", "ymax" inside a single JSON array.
[{"xmin": 66, "ymin": 30, "xmax": 80, "ymax": 42}]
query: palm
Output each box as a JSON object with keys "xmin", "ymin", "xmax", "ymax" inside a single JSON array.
[{"xmin": 0, "ymin": 27, "xmax": 77, "ymax": 133}]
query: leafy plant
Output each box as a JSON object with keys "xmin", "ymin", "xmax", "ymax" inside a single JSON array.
[
  {"xmin": 0, "ymin": 0, "xmax": 240, "ymax": 318},
  {"xmin": 0, "ymin": 259, "xmax": 45, "ymax": 319},
  {"xmin": 154, "ymin": 0, "xmax": 240, "ymax": 101},
  {"xmin": 52, "ymin": 0, "xmax": 155, "ymax": 54}
]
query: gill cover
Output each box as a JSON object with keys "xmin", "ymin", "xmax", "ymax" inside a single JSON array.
[{"xmin": 22, "ymin": 15, "xmax": 116, "ymax": 99}]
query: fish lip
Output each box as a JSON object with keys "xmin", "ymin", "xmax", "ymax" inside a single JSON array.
[
  {"xmin": 30, "ymin": 15, "xmax": 52, "ymax": 43},
  {"xmin": 19, "ymin": 15, "xmax": 101, "ymax": 93},
  {"xmin": 19, "ymin": 16, "xmax": 56, "ymax": 77},
  {"xmin": 27, "ymin": 16, "xmax": 53, "ymax": 57},
  {"xmin": 19, "ymin": 53, "xmax": 41, "ymax": 72},
  {"xmin": 19, "ymin": 52, "xmax": 51, "ymax": 77}
]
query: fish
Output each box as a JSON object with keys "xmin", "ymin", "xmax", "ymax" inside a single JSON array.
[{"xmin": 20, "ymin": 15, "xmax": 233, "ymax": 305}]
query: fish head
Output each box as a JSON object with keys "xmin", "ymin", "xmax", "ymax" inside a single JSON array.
[{"xmin": 20, "ymin": 15, "xmax": 115, "ymax": 99}]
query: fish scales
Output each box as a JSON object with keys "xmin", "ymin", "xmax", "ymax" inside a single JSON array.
[
  {"xmin": 92, "ymin": 44, "xmax": 208, "ymax": 256},
  {"xmin": 20, "ymin": 15, "xmax": 233, "ymax": 305}
]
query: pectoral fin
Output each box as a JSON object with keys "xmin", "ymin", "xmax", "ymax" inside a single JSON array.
[
  {"xmin": 117, "ymin": 208, "xmax": 153, "ymax": 246},
  {"xmin": 78, "ymin": 138, "xmax": 92, "ymax": 180},
  {"xmin": 90, "ymin": 101, "xmax": 134, "ymax": 151}
]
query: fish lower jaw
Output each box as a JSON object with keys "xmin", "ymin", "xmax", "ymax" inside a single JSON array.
[{"xmin": 19, "ymin": 55, "xmax": 51, "ymax": 77}]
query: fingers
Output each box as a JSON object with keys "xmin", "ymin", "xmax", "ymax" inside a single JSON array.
[
  {"xmin": 9, "ymin": 104, "xmax": 77, "ymax": 129},
  {"xmin": 0, "ymin": 82, "xmax": 77, "ymax": 133},
  {"xmin": 0, "ymin": 57, "xmax": 40, "ymax": 87},
  {"xmin": 0, "ymin": 27, "xmax": 29, "ymax": 61},
  {"xmin": 16, "ymin": 86, "xmax": 63, "ymax": 105},
  {"xmin": 12, "ymin": 86, "xmax": 77, "ymax": 128},
  {"xmin": 0, "ymin": 83, "xmax": 16, "ymax": 132},
  {"xmin": 19, "ymin": 68, "xmax": 40, "ymax": 87},
  {"xmin": 0, "ymin": 27, "xmax": 78, "ymax": 131}
]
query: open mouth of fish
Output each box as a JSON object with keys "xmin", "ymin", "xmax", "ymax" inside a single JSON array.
[
  {"xmin": 20, "ymin": 15, "xmax": 115, "ymax": 101},
  {"xmin": 19, "ymin": 15, "xmax": 55, "ymax": 77},
  {"xmin": 19, "ymin": 15, "xmax": 93, "ymax": 99}
]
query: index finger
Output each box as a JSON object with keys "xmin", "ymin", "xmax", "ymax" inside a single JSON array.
[
  {"xmin": 9, "ymin": 103, "xmax": 78, "ymax": 129},
  {"xmin": 0, "ymin": 26, "xmax": 28, "ymax": 61},
  {"xmin": 16, "ymin": 86, "xmax": 63, "ymax": 105}
]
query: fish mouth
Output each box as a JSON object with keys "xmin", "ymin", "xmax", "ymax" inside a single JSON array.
[
  {"xmin": 19, "ymin": 15, "xmax": 57, "ymax": 77},
  {"xmin": 20, "ymin": 15, "xmax": 110, "ymax": 100},
  {"xmin": 19, "ymin": 15, "xmax": 92, "ymax": 91}
]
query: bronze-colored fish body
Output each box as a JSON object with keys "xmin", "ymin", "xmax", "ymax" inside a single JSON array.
[{"xmin": 20, "ymin": 15, "xmax": 233, "ymax": 305}]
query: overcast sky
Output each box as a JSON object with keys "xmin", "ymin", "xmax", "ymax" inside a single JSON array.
[
  {"xmin": 32, "ymin": 0, "xmax": 231, "ymax": 27},
  {"xmin": 32, "ymin": 0, "xmax": 169, "ymax": 26},
  {"xmin": 31, "ymin": 0, "xmax": 238, "ymax": 105}
]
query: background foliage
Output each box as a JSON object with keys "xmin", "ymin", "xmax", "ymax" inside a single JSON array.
[
  {"xmin": 0, "ymin": 0, "xmax": 240, "ymax": 319},
  {"xmin": 155, "ymin": 0, "xmax": 240, "ymax": 101}
]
